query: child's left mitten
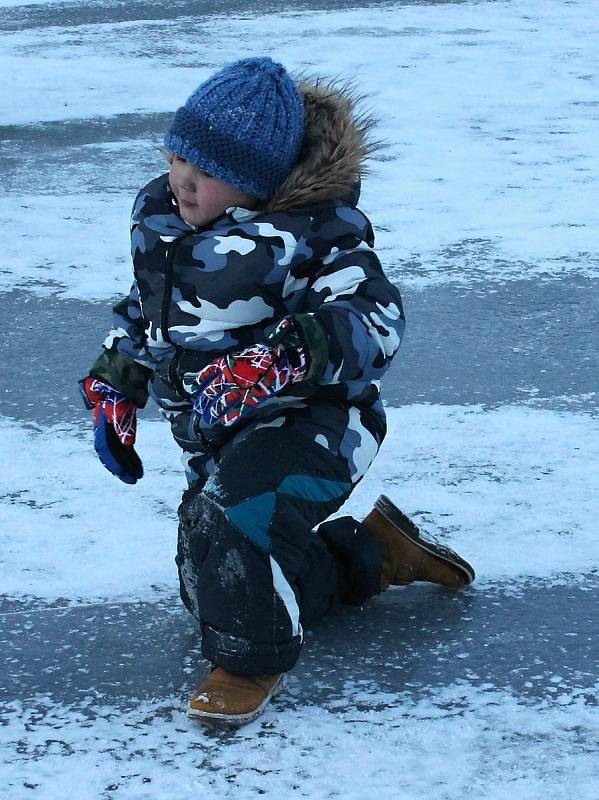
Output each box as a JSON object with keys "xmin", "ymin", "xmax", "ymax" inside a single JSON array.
[{"xmin": 79, "ymin": 376, "xmax": 143, "ymax": 484}]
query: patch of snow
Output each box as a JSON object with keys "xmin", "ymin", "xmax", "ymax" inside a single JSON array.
[
  {"xmin": 1, "ymin": 0, "xmax": 598, "ymax": 297},
  {"xmin": 2, "ymin": 683, "xmax": 599, "ymax": 799},
  {"xmin": 0, "ymin": 403, "xmax": 597, "ymax": 604}
]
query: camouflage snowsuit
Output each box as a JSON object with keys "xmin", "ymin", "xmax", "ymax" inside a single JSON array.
[{"xmin": 91, "ymin": 82, "xmax": 405, "ymax": 674}]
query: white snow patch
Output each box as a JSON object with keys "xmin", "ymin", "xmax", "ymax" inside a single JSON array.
[
  {"xmin": 0, "ymin": 195, "xmax": 133, "ymax": 300},
  {"xmin": 344, "ymin": 403, "xmax": 599, "ymax": 586},
  {"xmin": 0, "ymin": 417, "xmax": 183, "ymax": 602},
  {"xmin": 0, "ymin": 403, "xmax": 598, "ymax": 604},
  {"xmin": 1, "ymin": 0, "xmax": 598, "ymax": 298},
  {"xmin": 2, "ymin": 683, "xmax": 599, "ymax": 799}
]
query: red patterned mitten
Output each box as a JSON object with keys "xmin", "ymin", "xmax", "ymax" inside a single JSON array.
[{"xmin": 188, "ymin": 318, "xmax": 308, "ymax": 428}]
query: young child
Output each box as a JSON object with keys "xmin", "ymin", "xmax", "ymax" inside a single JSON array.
[{"xmin": 81, "ymin": 57, "xmax": 474, "ymax": 727}]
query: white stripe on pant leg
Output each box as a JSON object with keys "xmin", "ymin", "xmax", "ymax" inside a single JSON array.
[
  {"xmin": 270, "ymin": 556, "xmax": 303, "ymax": 641},
  {"xmin": 346, "ymin": 406, "xmax": 380, "ymax": 483}
]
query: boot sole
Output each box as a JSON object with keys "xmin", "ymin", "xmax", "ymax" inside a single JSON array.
[
  {"xmin": 187, "ymin": 673, "xmax": 286, "ymax": 729},
  {"xmin": 374, "ymin": 495, "xmax": 475, "ymax": 585}
]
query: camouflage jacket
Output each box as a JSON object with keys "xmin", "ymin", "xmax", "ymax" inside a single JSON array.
[{"xmin": 91, "ymin": 80, "xmax": 406, "ymax": 449}]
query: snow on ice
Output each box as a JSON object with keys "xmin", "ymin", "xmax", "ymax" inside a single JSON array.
[
  {"xmin": 2, "ymin": 685, "xmax": 599, "ymax": 799},
  {"xmin": 1, "ymin": 404, "xmax": 597, "ymax": 603},
  {"xmin": 0, "ymin": 0, "xmax": 598, "ymax": 297}
]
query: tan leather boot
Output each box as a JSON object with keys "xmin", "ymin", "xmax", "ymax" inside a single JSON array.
[
  {"xmin": 188, "ymin": 667, "xmax": 285, "ymax": 728},
  {"xmin": 363, "ymin": 495, "xmax": 475, "ymax": 590}
]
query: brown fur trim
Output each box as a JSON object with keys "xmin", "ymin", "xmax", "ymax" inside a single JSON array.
[{"xmin": 264, "ymin": 78, "xmax": 380, "ymax": 213}]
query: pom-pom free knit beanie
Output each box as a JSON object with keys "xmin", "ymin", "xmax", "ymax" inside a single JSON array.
[{"xmin": 164, "ymin": 57, "xmax": 304, "ymax": 199}]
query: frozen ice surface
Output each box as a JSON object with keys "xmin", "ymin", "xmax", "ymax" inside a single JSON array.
[{"xmin": 1, "ymin": 0, "xmax": 598, "ymax": 796}]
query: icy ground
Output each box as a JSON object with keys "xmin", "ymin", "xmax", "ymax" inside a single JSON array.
[{"xmin": 1, "ymin": 0, "xmax": 598, "ymax": 797}]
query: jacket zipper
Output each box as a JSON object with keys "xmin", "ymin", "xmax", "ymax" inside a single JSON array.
[{"xmin": 161, "ymin": 236, "xmax": 186, "ymax": 343}]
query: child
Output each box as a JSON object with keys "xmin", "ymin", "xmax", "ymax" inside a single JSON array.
[{"xmin": 81, "ymin": 57, "xmax": 474, "ymax": 727}]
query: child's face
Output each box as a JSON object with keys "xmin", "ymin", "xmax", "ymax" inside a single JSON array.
[{"xmin": 169, "ymin": 155, "xmax": 257, "ymax": 227}]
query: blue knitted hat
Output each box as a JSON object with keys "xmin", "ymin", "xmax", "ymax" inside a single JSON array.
[{"xmin": 164, "ymin": 57, "xmax": 304, "ymax": 200}]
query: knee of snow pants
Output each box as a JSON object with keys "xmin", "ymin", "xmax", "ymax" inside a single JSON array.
[
  {"xmin": 177, "ymin": 488, "xmax": 303, "ymax": 675},
  {"xmin": 175, "ymin": 401, "xmax": 383, "ymax": 675}
]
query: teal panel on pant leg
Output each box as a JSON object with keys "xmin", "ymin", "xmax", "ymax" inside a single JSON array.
[
  {"xmin": 225, "ymin": 492, "xmax": 276, "ymax": 552},
  {"xmin": 278, "ymin": 474, "xmax": 351, "ymax": 502}
]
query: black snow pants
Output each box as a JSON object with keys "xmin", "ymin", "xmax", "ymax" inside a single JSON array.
[{"xmin": 176, "ymin": 400, "xmax": 384, "ymax": 675}]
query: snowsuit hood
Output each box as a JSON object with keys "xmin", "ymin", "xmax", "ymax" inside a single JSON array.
[{"xmin": 265, "ymin": 79, "xmax": 377, "ymax": 212}]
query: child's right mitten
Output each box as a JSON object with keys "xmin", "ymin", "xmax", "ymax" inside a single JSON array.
[{"xmin": 78, "ymin": 376, "xmax": 143, "ymax": 484}]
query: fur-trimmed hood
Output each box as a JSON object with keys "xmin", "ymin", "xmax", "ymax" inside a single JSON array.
[{"xmin": 264, "ymin": 80, "xmax": 378, "ymax": 213}]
